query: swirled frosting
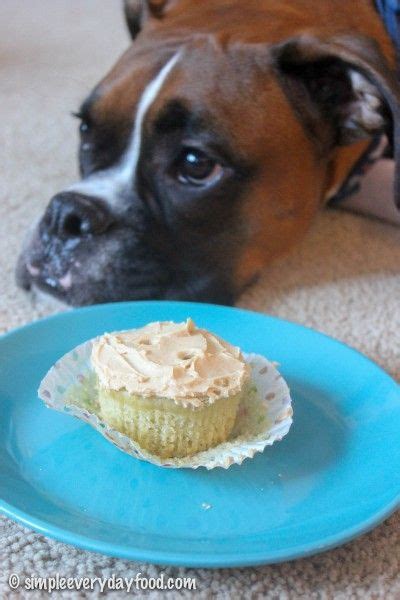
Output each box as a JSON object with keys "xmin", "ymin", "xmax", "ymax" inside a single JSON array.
[{"xmin": 91, "ymin": 319, "xmax": 250, "ymax": 407}]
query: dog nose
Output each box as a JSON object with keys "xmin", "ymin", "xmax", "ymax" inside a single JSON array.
[{"xmin": 42, "ymin": 192, "xmax": 113, "ymax": 238}]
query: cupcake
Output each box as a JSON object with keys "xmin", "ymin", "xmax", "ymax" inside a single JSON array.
[{"xmin": 91, "ymin": 318, "xmax": 251, "ymax": 458}]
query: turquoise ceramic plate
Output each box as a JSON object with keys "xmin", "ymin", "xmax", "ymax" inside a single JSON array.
[{"xmin": 1, "ymin": 301, "xmax": 399, "ymax": 567}]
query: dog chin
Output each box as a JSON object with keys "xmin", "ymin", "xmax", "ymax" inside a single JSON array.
[
  {"xmin": 16, "ymin": 261, "xmax": 164, "ymax": 307},
  {"xmin": 16, "ymin": 251, "xmax": 236, "ymax": 306}
]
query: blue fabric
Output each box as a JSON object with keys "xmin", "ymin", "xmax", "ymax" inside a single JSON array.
[
  {"xmin": 331, "ymin": 3, "xmax": 397, "ymax": 209},
  {"xmin": 376, "ymin": 0, "xmax": 400, "ymax": 47}
]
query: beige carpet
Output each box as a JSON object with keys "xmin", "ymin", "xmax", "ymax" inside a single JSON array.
[{"xmin": 1, "ymin": 1, "xmax": 399, "ymax": 598}]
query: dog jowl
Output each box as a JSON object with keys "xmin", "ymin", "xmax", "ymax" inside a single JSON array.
[{"xmin": 16, "ymin": 0, "xmax": 400, "ymax": 306}]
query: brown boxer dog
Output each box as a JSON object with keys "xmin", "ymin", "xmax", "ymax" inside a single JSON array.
[{"xmin": 16, "ymin": 0, "xmax": 400, "ymax": 305}]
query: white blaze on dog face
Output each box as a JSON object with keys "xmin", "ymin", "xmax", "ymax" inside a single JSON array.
[{"xmin": 67, "ymin": 52, "xmax": 181, "ymax": 205}]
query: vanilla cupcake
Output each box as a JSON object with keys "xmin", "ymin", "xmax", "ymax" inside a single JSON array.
[{"xmin": 91, "ymin": 319, "xmax": 250, "ymax": 458}]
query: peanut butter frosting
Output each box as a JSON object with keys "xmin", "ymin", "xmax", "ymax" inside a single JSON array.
[{"xmin": 91, "ymin": 319, "xmax": 250, "ymax": 407}]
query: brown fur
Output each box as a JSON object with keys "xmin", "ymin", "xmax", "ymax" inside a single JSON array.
[
  {"xmin": 18, "ymin": 0, "xmax": 400, "ymax": 305},
  {"xmin": 114, "ymin": 0, "xmax": 399, "ymax": 288}
]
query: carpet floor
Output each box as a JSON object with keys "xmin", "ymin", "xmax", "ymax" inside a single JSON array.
[{"xmin": 0, "ymin": 1, "xmax": 399, "ymax": 598}]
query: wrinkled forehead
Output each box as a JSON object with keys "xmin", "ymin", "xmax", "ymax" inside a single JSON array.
[
  {"xmin": 88, "ymin": 43, "xmax": 174, "ymax": 116},
  {"xmin": 83, "ymin": 38, "xmax": 296, "ymax": 159}
]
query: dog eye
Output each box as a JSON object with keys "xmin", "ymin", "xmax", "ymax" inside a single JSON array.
[
  {"xmin": 72, "ymin": 111, "xmax": 91, "ymax": 135},
  {"xmin": 79, "ymin": 120, "xmax": 90, "ymax": 134},
  {"xmin": 176, "ymin": 148, "xmax": 224, "ymax": 186}
]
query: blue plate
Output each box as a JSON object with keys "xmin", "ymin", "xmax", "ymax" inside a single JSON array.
[{"xmin": 1, "ymin": 301, "xmax": 399, "ymax": 567}]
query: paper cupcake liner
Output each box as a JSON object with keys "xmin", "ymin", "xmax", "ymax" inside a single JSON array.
[{"xmin": 38, "ymin": 338, "xmax": 293, "ymax": 470}]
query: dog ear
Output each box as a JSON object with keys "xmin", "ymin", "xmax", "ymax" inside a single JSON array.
[
  {"xmin": 123, "ymin": 0, "xmax": 170, "ymax": 39},
  {"xmin": 272, "ymin": 33, "xmax": 400, "ymax": 205}
]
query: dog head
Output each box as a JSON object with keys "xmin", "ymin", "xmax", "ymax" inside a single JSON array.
[{"xmin": 16, "ymin": 0, "xmax": 400, "ymax": 305}]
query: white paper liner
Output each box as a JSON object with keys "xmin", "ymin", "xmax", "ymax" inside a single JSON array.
[{"xmin": 38, "ymin": 338, "xmax": 293, "ymax": 470}]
